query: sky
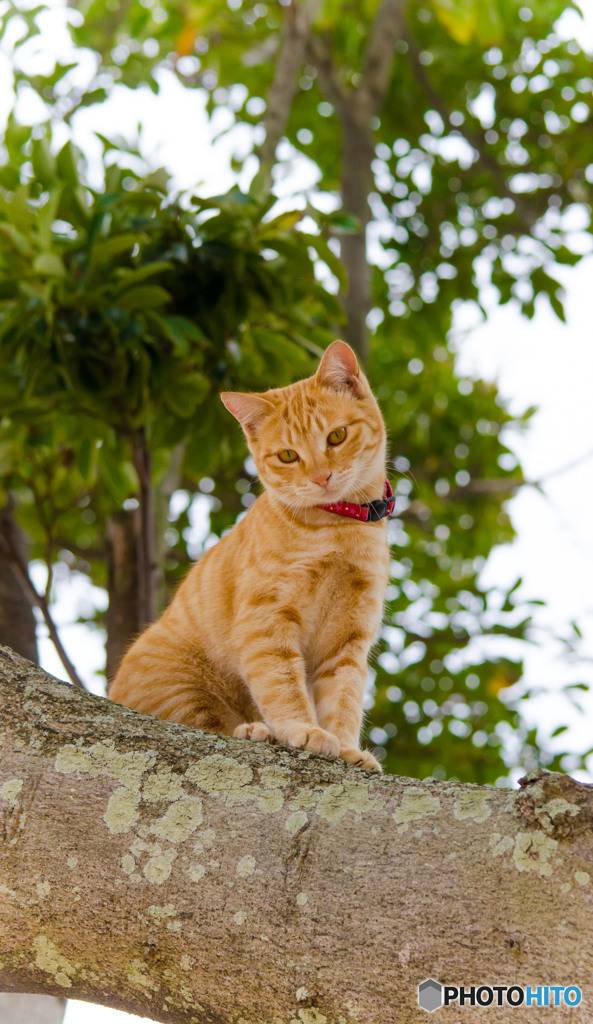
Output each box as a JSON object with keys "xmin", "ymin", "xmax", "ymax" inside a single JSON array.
[{"xmin": 2, "ymin": 2, "xmax": 593, "ymax": 1022}]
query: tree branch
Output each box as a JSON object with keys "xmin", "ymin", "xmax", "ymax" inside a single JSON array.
[
  {"xmin": 0, "ymin": 534, "xmax": 85, "ymax": 691},
  {"xmin": 358, "ymin": 0, "xmax": 404, "ymax": 116},
  {"xmin": 306, "ymin": 5, "xmax": 404, "ymax": 361},
  {"xmin": 1, "ymin": 645, "xmax": 593, "ymax": 1023},
  {"xmin": 534, "ymin": 447, "xmax": 593, "ymax": 486},
  {"xmin": 256, "ymin": 0, "xmax": 323, "ymax": 182},
  {"xmin": 397, "ymin": 449, "xmax": 593, "ymax": 521},
  {"xmin": 308, "ymin": 0, "xmax": 404, "ymax": 122},
  {"xmin": 306, "ymin": 32, "xmax": 350, "ymax": 118},
  {"xmin": 306, "ymin": 33, "xmax": 374, "ymax": 358}
]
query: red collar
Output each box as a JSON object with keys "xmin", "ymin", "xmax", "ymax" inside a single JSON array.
[{"xmin": 317, "ymin": 479, "xmax": 395, "ymax": 523}]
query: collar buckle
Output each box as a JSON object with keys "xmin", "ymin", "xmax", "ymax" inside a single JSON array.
[{"xmin": 366, "ymin": 498, "xmax": 389, "ymax": 522}]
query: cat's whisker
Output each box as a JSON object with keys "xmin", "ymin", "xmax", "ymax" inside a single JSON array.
[{"xmin": 391, "ymin": 459, "xmax": 418, "ymax": 493}]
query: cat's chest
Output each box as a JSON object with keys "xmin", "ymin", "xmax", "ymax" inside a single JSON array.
[{"xmin": 279, "ymin": 528, "xmax": 389, "ymax": 625}]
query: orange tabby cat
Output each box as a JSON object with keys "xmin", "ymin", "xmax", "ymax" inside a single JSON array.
[{"xmin": 109, "ymin": 341, "xmax": 390, "ymax": 772}]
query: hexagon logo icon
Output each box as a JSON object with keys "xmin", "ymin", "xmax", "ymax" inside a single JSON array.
[{"xmin": 418, "ymin": 978, "xmax": 443, "ymax": 1012}]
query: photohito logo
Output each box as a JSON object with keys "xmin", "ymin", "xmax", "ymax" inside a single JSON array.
[
  {"xmin": 418, "ymin": 979, "xmax": 443, "ymax": 1012},
  {"xmin": 417, "ymin": 980, "xmax": 582, "ymax": 1012}
]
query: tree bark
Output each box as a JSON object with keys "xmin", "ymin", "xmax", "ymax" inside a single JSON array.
[
  {"xmin": 1, "ymin": 644, "xmax": 592, "ymax": 1023},
  {"xmin": 107, "ymin": 443, "xmax": 185, "ymax": 681},
  {"xmin": 256, "ymin": 0, "xmax": 322, "ymax": 190},
  {"xmin": 0, "ymin": 503, "xmax": 38, "ymax": 664},
  {"xmin": 339, "ymin": 113, "xmax": 374, "ymax": 362},
  {"xmin": 308, "ymin": 2, "xmax": 404, "ymax": 362},
  {"xmin": 0, "ymin": 517, "xmax": 84, "ymax": 690},
  {"xmin": 106, "ymin": 510, "xmax": 140, "ymax": 683},
  {"xmin": 154, "ymin": 441, "xmax": 186, "ymax": 616},
  {"xmin": 132, "ymin": 428, "xmax": 159, "ymax": 630}
]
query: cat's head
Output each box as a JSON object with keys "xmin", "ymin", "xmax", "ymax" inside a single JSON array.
[{"xmin": 221, "ymin": 341, "xmax": 386, "ymax": 510}]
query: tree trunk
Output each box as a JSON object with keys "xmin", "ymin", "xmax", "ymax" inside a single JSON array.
[
  {"xmin": 132, "ymin": 428, "xmax": 158, "ymax": 630},
  {"xmin": 1, "ymin": 644, "xmax": 592, "ymax": 1024},
  {"xmin": 0, "ymin": 504, "xmax": 38, "ymax": 663},
  {"xmin": 154, "ymin": 441, "xmax": 186, "ymax": 617},
  {"xmin": 106, "ymin": 510, "xmax": 140, "ymax": 683},
  {"xmin": 107, "ymin": 443, "xmax": 185, "ymax": 681},
  {"xmin": 256, "ymin": 0, "xmax": 322, "ymax": 188},
  {"xmin": 340, "ymin": 113, "xmax": 374, "ymax": 362},
  {"xmin": 307, "ymin": 0, "xmax": 404, "ymax": 363}
]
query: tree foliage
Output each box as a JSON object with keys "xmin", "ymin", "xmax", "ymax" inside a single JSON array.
[
  {"xmin": 0, "ymin": 0, "xmax": 591, "ymax": 781},
  {"xmin": 50, "ymin": 0, "xmax": 592, "ymax": 324}
]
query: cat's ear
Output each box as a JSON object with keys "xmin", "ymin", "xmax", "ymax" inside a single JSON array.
[
  {"xmin": 220, "ymin": 392, "xmax": 273, "ymax": 437},
  {"xmin": 316, "ymin": 340, "xmax": 364, "ymax": 396}
]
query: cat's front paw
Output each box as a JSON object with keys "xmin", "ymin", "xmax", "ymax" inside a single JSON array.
[
  {"xmin": 340, "ymin": 747, "xmax": 383, "ymax": 773},
  {"xmin": 276, "ymin": 724, "xmax": 340, "ymax": 758},
  {"xmin": 234, "ymin": 722, "xmax": 273, "ymax": 743}
]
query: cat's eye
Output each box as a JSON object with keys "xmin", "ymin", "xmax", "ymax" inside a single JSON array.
[
  {"xmin": 277, "ymin": 449, "xmax": 299, "ymax": 463},
  {"xmin": 327, "ymin": 427, "xmax": 347, "ymax": 446}
]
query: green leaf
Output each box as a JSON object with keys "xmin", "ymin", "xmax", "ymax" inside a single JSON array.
[
  {"xmin": 98, "ymin": 448, "xmax": 137, "ymax": 502},
  {"xmin": 326, "ymin": 212, "xmax": 361, "ymax": 234},
  {"xmin": 153, "ymin": 314, "xmax": 205, "ymax": 355},
  {"xmin": 0, "ymin": 279, "xmax": 19, "ymax": 299},
  {"xmin": 56, "ymin": 141, "xmax": 81, "ymax": 187},
  {"xmin": 77, "ymin": 438, "xmax": 95, "ymax": 483},
  {"xmin": 432, "ymin": 0, "xmax": 477, "ymax": 44},
  {"xmin": 0, "ymin": 165, "xmax": 20, "ymax": 190},
  {"xmin": 164, "ymin": 376, "xmax": 208, "ymax": 418},
  {"xmin": 263, "ymin": 210, "xmax": 303, "ymax": 232},
  {"xmin": 89, "ymin": 233, "xmax": 141, "ymax": 270},
  {"xmin": 117, "ymin": 285, "xmax": 171, "ymax": 309},
  {"xmin": 554, "ymin": 246, "xmax": 581, "ymax": 267},
  {"xmin": 298, "ymin": 232, "xmax": 346, "ymax": 287},
  {"xmin": 0, "ymin": 223, "xmax": 32, "ymax": 255},
  {"xmin": 31, "ymin": 137, "xmax": 56, "ymax": 188},
  {"xmin": 548, "ymin": 290, "xmax": 566, "ymax": 323},
  {"xmin": 33, "ymin": 253, "xmax": 66, "ymax": 276},
  {"xmin": 114, "ymin": 261, "xmax": 173, "ymax": 289},
  {"xmin": 76, "ymin": 87, "xmax": 109, "ymax": 108}
]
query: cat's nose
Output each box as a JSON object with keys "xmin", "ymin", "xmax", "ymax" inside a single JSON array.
[{"xmin": 311, "ymin": 472, "xmax": 332, "ymax": 488}]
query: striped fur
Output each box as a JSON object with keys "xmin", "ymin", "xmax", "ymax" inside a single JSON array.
[{"xmin": 109, "ymin": 342, "xmax": 390, "ymax": 772}]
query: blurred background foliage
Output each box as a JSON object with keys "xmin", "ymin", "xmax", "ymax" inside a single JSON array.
[{"xmin": 0, "ymin": 0, "xmax": 591, "ymax": 781}]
